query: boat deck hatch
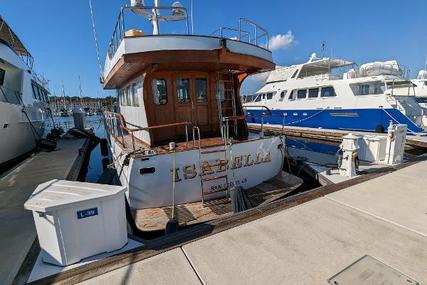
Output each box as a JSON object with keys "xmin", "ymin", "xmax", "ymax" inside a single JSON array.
[{"xmin": 328, "ymin": 255, "xmax": 419, "ymax": 285}]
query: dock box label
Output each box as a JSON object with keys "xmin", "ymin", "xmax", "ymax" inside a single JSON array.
[{"xmin": 77, "ymin": 208, "xmax": 98, "ymax": 219}]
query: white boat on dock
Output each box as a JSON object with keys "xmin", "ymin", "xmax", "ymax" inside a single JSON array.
[
  {"xmin": 101, "ymin": 1, "xmax": 301, "ymax": 228},
  {"xmin": 244, "ymin": 54, "xmax": 425, "ymax": 133},
  {"xmin": 0, "ymin": 16, "xmax": 50, "ymax": 169}
]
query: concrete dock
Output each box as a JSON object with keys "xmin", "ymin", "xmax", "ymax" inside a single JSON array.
[
  {"xmin": 0, "ymin": 138, "xmax": 89, "ymax": 285},
  {"xmin": 32, "ymin": 156, "xmax": 427, "ymax": 284}
]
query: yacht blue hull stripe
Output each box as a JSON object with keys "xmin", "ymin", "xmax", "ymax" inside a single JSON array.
[{"xmin": 246, "ymin": 108, "xmax": 423, "ymax": 133}]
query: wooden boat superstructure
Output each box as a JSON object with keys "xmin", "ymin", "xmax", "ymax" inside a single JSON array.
[{"xmin": 102, "ymin": 2, "xmax": 299, "ymax": 216}]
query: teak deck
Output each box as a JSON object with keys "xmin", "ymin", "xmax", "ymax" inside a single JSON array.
[{"xmin": 133, "ymin": 171, "xmax": 303, "ymax": 231}]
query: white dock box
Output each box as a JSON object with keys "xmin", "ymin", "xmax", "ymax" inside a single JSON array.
[{"xmin": 24, "ymin": 179, "xmax": 127, "ymax": 266}]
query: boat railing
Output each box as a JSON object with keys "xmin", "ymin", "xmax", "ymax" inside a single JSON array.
[
  {"xmin": 211, "ymin": 18, "xmax": 269, "ymax": 49},
  {"xmin": 104, "ymin": 111, "xmax": 191, "ymax": 151},
  {"xmin": 108, "ymin": 5, "xmax": 190, "ymax": 59}
]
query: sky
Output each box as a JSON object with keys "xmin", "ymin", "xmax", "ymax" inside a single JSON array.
[{"xmin": 1, "ymin": 0, "xmax": 427, "ymax": 97}]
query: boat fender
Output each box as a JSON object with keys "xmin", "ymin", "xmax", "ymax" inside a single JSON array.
[{"xmin": 100, "ymin": 138, "xmax": 109, "ymax": 156}]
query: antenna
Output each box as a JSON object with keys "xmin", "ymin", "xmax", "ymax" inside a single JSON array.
[
  {"xmin": 88, "ymin": 0, "xmax": 104, "ymax": 81},
  {"xmin": 190, "ymin": 0, "xmax": 194, "ymax": 34},
  {"xmin": 130, "ymin": 0, "xmax": 189, "ymax": 35},
  {"xmin": 78, "ymin": 75, "xmax": 84, "ymax": 106}
]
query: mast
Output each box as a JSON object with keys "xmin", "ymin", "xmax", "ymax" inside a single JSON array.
[{"xmin": 152, "ymin": 0, "xmax": 160, "ymax": 35}]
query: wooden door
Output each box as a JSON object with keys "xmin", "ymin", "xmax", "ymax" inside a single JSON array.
[
  {"xmin": 145, "ymin": 72, "xmax": 175, "ymax": 145},
  {"xmin": 192, "ymin": 75, "xmax": 210, "ymax": 134},
  {"xmin": 173, "ymin": 72, "xmax": 211, "ymax": 137}
]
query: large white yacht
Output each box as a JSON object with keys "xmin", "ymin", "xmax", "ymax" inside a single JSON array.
[
  {"xmin": 0, "ymin": 16, "xmax": 49, "ymax": 169},
  {"xmin": 244, "ymin": 54, "xmax": 425, "ymax": 133},
  {"xmin": 102, "ymin": 0, "xmax": 297, "ymax": 222}
]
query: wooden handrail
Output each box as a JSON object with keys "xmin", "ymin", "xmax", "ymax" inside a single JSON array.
[{"xmin": 124, "ymin": 121, "xmax": 192, "ymax": 133}]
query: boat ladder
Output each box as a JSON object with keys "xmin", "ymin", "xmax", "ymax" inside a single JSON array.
[
  {"xmin": 193, "ymin": 126, "xmax": 230, "ymax": 206},
  {"xmin": 217, "ymin": 71, "xmax": 238, "ymax": 138}
]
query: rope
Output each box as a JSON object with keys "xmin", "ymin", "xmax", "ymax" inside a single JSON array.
[
  {"xmin": 381, "ymin": 108, "xmax": 419, "ymax": 135},
  {"xmin": 21, "ymin": 108, "xmax": 42, "ymax": 141},
  {"xmin": 88, "ymin": 0, "xmax": 104, "ymax": 80},
  {"xmin": 285, "ymin": 108, "xmax": 327, "ymax": 126}
]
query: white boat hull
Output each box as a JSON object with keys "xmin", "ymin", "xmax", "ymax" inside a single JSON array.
[
  {"xmin": 109, "ymin": 136, "xmax": 284, "ymax": 209},
  {"xmin": 0, "ymin": 102, "xmax": 44, "ymax": 167}
]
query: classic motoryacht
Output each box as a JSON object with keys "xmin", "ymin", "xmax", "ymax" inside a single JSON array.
[
  {"xmin": 244, "ymin": 54, "xmax": 425, "ymax": 133},
  {"xmin": 102, "ymin": 1, "xmax": 300, "ymax": 229},
  {"xmin": 0, "ymin": 16, "xmax": 50, "ymax": 169}
]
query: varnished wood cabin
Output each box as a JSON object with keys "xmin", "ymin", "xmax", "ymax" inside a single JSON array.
[{"xmin": 103, "ymin": 8, "xmax": 274, "ymax": 148}]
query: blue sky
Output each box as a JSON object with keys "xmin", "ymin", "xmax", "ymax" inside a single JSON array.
[{"xmin": 1, "ymin": 0, "xmax": 427, "ymax": 97}]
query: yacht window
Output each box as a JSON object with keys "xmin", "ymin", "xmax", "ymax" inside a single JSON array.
[
  {"xmin": 152, "ymin": 79, "xmax": 168, "ymax": 105},
  {"xmin": 31, "ymin": 83, "xmax": 38, "ymax": 99},
  {"xmin": 297, "ymin": 89, "xmax": 307, "ymax": 99},
  {"xmin": 350, "ymin": 82, "xmax": 385, "ymax": 95},
  {"xmin": 266, "ymin": 92, "xmax": 273, "ymax": 100},
  {"xmin": 216, "ymin": 81, "xmax": 225, "ymax": 101},
  {"xmin": 177, "ymin": 79, "xmax": 190, "ymax": 103},
  {"xmin": 320, "ymin": 86, "xmax": 336, "ymax": 97},
  {"xmin": 279, "ymin": 90, "xmax": 287, "ymax": 101},
  {"xmin": 308, "ymin": 88, "xmax": 319, "ymax": 98},
  {"xmin": 424, "ymin": 81, "xmax": 427, "ymax": 86},
  {"xmin": 0, "ymin": 68, "xmax": 5, "ymax": 86},
  {"xmin": 132, "ymin": 84, "xmax": 139, "ymax": 107},
  {"xmin": 36, "ymin": 86, "xmax": 43, "ymax": 101},
  {"xmin": 126, "ymin": 86, "xmax": 133, "ymax": 106},
  {"xmin": 196, "ymin": 78, "xmax": 207, "ymax": 103},
  {"xmin": 255, "ymin": 94, "xmax": 262, "ymax": 102},
  {"xmin": 288, "ymin": 90, "xmax": 296, "ymax": 100}
]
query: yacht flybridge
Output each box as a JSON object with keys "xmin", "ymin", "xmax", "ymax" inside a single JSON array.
[
  {"xmin": 0, "ymin": 16, "xmax": 50, "ymax": 169},
  {"xmin": 244, "ymin": 54, "xmax": 425, "ymax": 133},
  {"xmin": 102, "ymin": 1, "xmax": 298, "ymax": 221}
]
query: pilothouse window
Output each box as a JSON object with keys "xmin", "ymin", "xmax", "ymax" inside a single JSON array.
[
  {"xmin": 152, "ymin": 79, "xmax": 168, "ymax": 105},
  {"xmin": 0, "ymin": 68, "xmax": 5, "ymax": 86},
  {"xmin": 308, "ymin": 88, "xmax": 319, "ymax": 98},
  {"xmin": 350, "ymin": 82, "xmax": 385, "ymax": 95},
  {"xmin": 320, "ymin": 86, "xmax": 336, "ymax": 97},
  {"xmin": 196, "ymin": 78, "xmax": 207, "ymax": 103},
  {"xmin": 266, "ymin": 92, "xmax": 273, "ymax": 100},
  {"xmin": 177, "ymin": 79, "xmax": 190, "ymax": 103},
  {"xmin": 280, "ymin": 90, "xmax": 287, "ymax": 101},
  {"xmin": 297, "ymin": 89, "xmax": 307, "ymax": 99}
]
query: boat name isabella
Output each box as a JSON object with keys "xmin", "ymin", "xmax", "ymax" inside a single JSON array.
[{"xmin": 171, "ymin": 151, "xmax": 271, "ymax": 182}]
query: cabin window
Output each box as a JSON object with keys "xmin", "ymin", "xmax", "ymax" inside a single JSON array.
[
  {"xmin": 125, "ymin": 86, "xmax": 132, "ymax": 106},
  {"xmin": 255, "ymin": 94, "xmax": 262, "ymax": 102},
  {"xmin": 152, "ymin": 79, "xmax": 168, "ymax": 105},
  {"xmin": 216, "ymin": 81, "xmax": 225, "ymax": 101},
  {"xmin": 31, "ymin": 83, "xmax": 38, "ymax": 99},
  {"xmin": 279, "ymin": 90, "xmax": 287, "ymax": 101},
  {"xmin": 350, "ymin": 82, "xmax": 385, "ymax": 95},
  {"xmin": 133, "ymin": 81, "xmax": 142, "ymax": 107},
  {"xmin": 320, "ymin": 86, "xmax": 336, "ymax": 97},
  {"xmin": 196, "ymin": 79, "xmax": 207, "ymax": 103},
  {"xmin": 36, "ymin": 86, "xmax": 43, "ymax": 101},
  {"xmin": 266, "ymin": 92, "xmax": 273, "ymax": 100},
  {"xmin": 297, "ymin": 89, "xmax": 307, "ymax": 99},
  {"xmin": 0, "ymin": 68, "xmax": 5, "ymax": 86},
  {"xmin": 424, "ymin": 81, "xmax": 427, "ymax": 86},
  {"xmin": 308, "ymin": 88, "xmax": 319, "ymax": 98},
  {"xmin": 288, "ymin": 90, "xmax": 296, "ymax": 100},
  {"xmin": 177, "ymin": 79, "xmax": 190, "ymax": 103}
]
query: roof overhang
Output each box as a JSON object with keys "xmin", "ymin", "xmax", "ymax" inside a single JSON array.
[
  {"xmin": 103, "ymin": 35, "xmax": 274, "ymax": 89},
  {"xmin": 0, "ymin": 16, "xmax": 32, "ymax": 58}
]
